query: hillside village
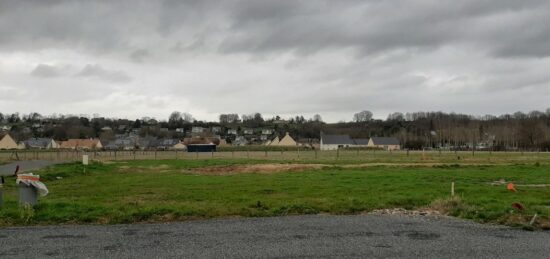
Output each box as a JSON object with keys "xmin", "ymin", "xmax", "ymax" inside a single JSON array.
[
  {"xmin": 0, "ymin": 129, "xmax": 400, "ymax": 151},
  {"xmin": 1, "ymin": 109, "xmax": 550, "ymax": 151}
]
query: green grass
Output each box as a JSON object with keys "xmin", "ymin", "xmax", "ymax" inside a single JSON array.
[{"xmin": 0, "ymin": 158, "xmax": 549, "ymax": 229}]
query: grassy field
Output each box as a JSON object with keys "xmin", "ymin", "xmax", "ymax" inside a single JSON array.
[{"xmin": 0, "ymin": 156, "xmax": 549, "ymax": 229}]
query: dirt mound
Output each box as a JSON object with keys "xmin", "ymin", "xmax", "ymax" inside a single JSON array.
[{"xmin": 192, "ymin": 163, "xmax": 325, "ymax": 175}]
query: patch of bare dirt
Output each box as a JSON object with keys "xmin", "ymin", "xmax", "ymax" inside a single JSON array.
[
  {"xmin": 191, "ymin": 164, "xmax": 325, "ymax": 175},
  {"xmin": 117, "ymin": 164, "xmax": 172, "ymax": 173}
]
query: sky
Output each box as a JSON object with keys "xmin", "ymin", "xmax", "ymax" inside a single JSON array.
[{"xmin": 1, "ymin": 0, "xmax": 549, "ymax": 122}]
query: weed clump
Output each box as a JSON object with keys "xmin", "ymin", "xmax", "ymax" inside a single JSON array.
[{"xmin": 430, "ymin": 196, "xmax": 473, "ymax": 216}]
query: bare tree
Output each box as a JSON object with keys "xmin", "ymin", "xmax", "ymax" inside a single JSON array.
[
  {"xmin": 353, "ymin": 110, "xmax": 373, "ymax": 122},
  {"xmin": 312, "ymin": 114, "xmax": 323, "ymax": 122}
]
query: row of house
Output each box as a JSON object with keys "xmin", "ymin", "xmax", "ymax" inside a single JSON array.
[
  {"xmin": 320, "ymin": 134, "xmax": 401, "ymax": 151},
  {"xmin": 0, "ymin": 132, "xmax": 217, "ymax": 151},
  {"xmin": 0, "ymin": 134, "xmax": 104, "ymax": 150}
]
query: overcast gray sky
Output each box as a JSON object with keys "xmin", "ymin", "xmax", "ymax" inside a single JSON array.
[{"xmin": 1, "ymin": 0, "xmax": 549, "ymax": 122}]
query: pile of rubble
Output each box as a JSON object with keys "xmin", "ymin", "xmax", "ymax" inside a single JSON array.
[{"xmin": 369, "ymin": 208, "xmax": 442, "ymax": 216}]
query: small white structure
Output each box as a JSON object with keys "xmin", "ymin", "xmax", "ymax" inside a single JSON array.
[{"xmin": 82, "ymin": 155, "xmax": 89, "ymax": 165}]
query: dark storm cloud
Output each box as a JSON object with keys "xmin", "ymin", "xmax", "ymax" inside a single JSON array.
[
  {"xmin": 0, "ymin": 0, "xmax": 548, "ymax": 58},
  {"xmin": 218, "ymin": 0, "xmax": 550, "ymax": 57}
]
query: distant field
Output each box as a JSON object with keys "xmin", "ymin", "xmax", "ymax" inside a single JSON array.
[{"xmin": 0, "ymin": 157, "xmax": 549, "ymax": 229}]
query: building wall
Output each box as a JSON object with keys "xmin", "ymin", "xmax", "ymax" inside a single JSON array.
[
  {"xmin": 320, "ymin": 144, "xmax": 341, "ymax": 150},
  {"xmin": 366, "ymin": 139, "xmax": 400, "ymax": 150}
]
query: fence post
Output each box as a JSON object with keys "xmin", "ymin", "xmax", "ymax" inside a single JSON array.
[
  {"xmin": 337, "ymin": 149, "xmax": 340, "ymax": 159},
  {"xmin": 315, "ymin": 150, "xmax": 318, "ymax": 159}
]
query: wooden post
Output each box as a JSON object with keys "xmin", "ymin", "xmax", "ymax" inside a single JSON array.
[
  {"xmin": 315, "ymin": 150, "xmax": 318, "ymax": 159},
  {"xmin": 336, "ymin": 149, "xmax": 340, "ymax": 159},
  {"xmin": 451, "ymin": 182, "xmax": 455, "ymax": 197}
]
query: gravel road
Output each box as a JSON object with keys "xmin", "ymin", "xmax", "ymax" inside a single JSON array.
[{"xmin": 0, "ymin": 214, "xmax": 548, "ymax": 258}]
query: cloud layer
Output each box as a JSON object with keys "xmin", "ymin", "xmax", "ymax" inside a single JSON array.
[{"xmin": 1, "ymin": 0, "xmax": 549, "ymax": 121}]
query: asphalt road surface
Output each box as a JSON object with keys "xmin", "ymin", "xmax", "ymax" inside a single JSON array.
[{"xmin": 0, "ymin": 215, "xmax": 549, "ymax": 258}]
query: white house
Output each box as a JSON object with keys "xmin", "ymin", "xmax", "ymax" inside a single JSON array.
[{"xmin": 320, "ymin": 134, "xmax": 355, "ymax": 150}]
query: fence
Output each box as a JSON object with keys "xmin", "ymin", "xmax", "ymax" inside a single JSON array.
[{"xmin": 1, "ymin": 149, "xmax": 550, "ymax": 164}]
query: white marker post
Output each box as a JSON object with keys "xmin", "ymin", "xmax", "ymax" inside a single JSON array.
[
  {"xmin": 451, "ymin": 182, "xmax": 455, "ymax": 197},
  {"xmin": 82, "ymin": 155, "xmax": 89, "ymax": 165}
]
